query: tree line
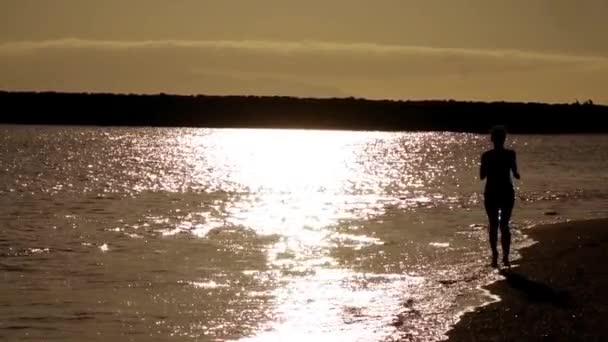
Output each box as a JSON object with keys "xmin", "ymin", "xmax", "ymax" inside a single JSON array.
[{"xmin": 1, "ymin": 91, "xmax": 606, "ymax": 133}]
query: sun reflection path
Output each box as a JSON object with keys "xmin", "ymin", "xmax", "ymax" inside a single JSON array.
[
  {"xmin": 180, "ymin": 129, "xmax": 415, "ymax": 233},
  {"xmin": 207, "ymin": 130, "xmax": 362, "ymax": 190},
  {"xmin": 190, "ymin": 130, "xmax": 412, "ymax": 339},
  {"xmin": 163, "ymin": 129, "xmax": 466, "ymax": 340},
  {"xmin": 241, "ymin": 271, "xmax": 425, "ymax": 342}
]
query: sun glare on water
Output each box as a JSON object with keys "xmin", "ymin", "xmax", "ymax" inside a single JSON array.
[
  {"xmin": 178, "ymin": 129, "xmax": 414, "ymax": 340},
  {"xmin": 153, "ymin": 128, "xmax": 459, "ymax": 341}
]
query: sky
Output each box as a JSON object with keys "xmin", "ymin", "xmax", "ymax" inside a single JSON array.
[{"xmin": 1, "ymin": 0, "xmax": 607, "ymax": 103}]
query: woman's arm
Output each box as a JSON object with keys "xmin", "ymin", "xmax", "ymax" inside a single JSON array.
[
  {"xmin": 512, "ymin": 151, "xmax": 520, "ymax": 179},
  {"xmin": 480, "ymin": 153, "xmax": 487, "ymax": 180}
]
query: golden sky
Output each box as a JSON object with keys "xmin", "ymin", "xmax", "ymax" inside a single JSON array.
[{"xmin": 1, "ymin": 0, "xmax": 607, "ymax": 103}]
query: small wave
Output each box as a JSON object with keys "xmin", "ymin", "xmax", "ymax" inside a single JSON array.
[{"xmin": 179, "ymin": 280, "xmax": 229, "ymax": 289}]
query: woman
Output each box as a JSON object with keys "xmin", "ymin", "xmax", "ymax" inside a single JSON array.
[{"xmin": 480, "ymin": 126, "xmax": 520, "ymax": 267}]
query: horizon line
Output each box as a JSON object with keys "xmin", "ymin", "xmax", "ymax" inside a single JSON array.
[{"xmin": 1, "ymin": 89, "xmax": 604, "ymax": 107}]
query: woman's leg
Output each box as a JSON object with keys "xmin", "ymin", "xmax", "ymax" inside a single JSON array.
[
  {"xmin": 484, "ymin": 196, "xmax": 500, "ymax": 266},
  {"xmin": 499, "ymin": 193, "xmax": 515, "ymax": 265}
]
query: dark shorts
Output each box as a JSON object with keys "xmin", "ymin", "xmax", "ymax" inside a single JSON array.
[{"xmin": 484, "ymin": 189, "xmax": 515, "ymax": 210}]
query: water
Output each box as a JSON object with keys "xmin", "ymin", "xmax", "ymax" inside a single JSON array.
[{"xmin": 1, "ymin": 126, "xmax": 607, "ymax": 341}]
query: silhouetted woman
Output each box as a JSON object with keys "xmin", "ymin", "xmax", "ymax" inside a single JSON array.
[{"xmin": 480, "ymin": 126, "xmax": 520, "ymax": 267}]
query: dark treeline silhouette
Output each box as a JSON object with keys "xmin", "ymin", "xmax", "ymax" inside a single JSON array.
[{"xmin": 1, "ymin": 91, "xmax": 607, "ymax": 133}]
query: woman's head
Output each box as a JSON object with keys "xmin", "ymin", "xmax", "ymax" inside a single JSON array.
[{"xmin": 490, "ymin": 125, "xmax": 507, "ymax": 147}]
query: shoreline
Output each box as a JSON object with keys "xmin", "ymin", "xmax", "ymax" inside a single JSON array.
[{"xmin": 447, "ymin": 218, "xmax": 608, "ymax": 341}]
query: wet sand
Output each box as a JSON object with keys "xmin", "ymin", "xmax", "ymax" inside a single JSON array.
[{"xmin": 448, "ymin": 219, "xmax": 608, "ymax": 341}]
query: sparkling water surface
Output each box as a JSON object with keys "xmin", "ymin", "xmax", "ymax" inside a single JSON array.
[{"xmin": 1, "ymin": 126, "xmax": 607, "ymax": 341}]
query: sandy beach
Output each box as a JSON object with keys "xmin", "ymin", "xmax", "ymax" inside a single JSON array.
[{"xmin": 448, "ymin": 219, "xmax": 608, "ymax": 341}]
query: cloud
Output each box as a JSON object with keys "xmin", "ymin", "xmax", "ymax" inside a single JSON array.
[{"xmin": 1, "ymin": 38, "xmax": 607, "ymax": 102}]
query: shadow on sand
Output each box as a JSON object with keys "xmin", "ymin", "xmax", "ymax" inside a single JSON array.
[{"xmin": 499, "ymin": 269, "xmax": 571, "ymax": 308}]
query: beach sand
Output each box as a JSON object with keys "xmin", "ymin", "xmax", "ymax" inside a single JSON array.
[{"xmin": 447, "ymin": 219, "xmax": 608, "ymax": 341}]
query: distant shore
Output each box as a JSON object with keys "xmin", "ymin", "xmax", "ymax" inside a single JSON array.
[
  {"xmin": 448, "ymin": 219, "xmax": 608, "ymax": 341},
  {"xmin": 1, "ymin": 91, "xmax": 608, "ymax": 133}
]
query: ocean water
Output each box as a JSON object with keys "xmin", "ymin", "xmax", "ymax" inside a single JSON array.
[{"xmin": 1, "ymin": 125, "xmax": 607, "ymax": 341}]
